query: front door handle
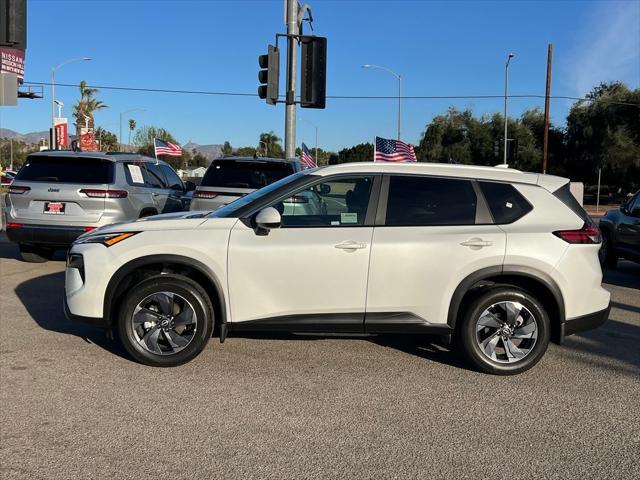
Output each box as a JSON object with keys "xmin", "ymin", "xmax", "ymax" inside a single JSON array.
[
  {"xmin": 335, "ymin": 241, "xmax": 367, "ymax": 250},
  {"xmin": 460, "ymin": 238, "xmax": 493, "ymax": 248}
]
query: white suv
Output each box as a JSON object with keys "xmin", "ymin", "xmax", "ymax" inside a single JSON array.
[{"xmin": 64, "ymin": 163, "xmax": 610, "ymax": 374}]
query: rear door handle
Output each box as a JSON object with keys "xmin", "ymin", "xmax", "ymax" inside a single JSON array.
[
  {"xmin": 460, "ymin": 238, "xmax": 493, "ymax": 248},
  {"xmin": 335, "ymin": 241, "xmax": 367, "ymax": 250}
]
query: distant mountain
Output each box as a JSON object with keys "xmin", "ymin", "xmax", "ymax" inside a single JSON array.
[
  {"xmin": 0, "ymin": 128, "xmax": 50, "ymax": 144},
  {"xmin": 183, "ymin": 142, "xmax": 223, "ymax": 164}
]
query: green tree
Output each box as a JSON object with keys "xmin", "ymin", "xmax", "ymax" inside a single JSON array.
[
  {"xmin": 337, "ymin": 142, "xmax": 373, "ymax": 163},
  {"xmin": 94, "ymin": 127, "xmax": 118, "ymax": 151},
  {"xmin": 222, "ymin": 141, "xmax": 233, "ymax": 156},
  {"xmin": 128, "ymin": 119, "xmax": 137, "ymax": 147},
  {"xmin": 72, "ymin": 80, "xmax": 108, "ymax": 137},
  {"xmin": 258, "ymin": 131, "xmax": 284, "ymax": 158},
  {"xmin": 235, "ymin": 146, "xmax": 257, "ymax": 157}
]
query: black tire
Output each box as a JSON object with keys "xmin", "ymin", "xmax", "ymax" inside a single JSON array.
[
  {"xmin": 19, "ymin": 244, "xmax": 54, "ymax": 263},
  {"xmin": 599, "ymin": 230, "xmax": 617, "ymax": 269},
  {"xmin": 457, "ymin": 288, "xmax": 550, "ymax": 375},
  {"xmin": 117, "ymin": 274, "xmax": 214, "ymax": 367},
  {"xmin": 139, "ymin": 209, "xmax": 157, "ymax": 218}
]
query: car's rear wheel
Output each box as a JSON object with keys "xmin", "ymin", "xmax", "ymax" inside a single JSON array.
[
  {"xmin": 117, "ymin": 274, "xmax": 214, "ymax": 367},
  {"xmin": 19, "ymin": 243, "xmax": 54, "ymax": 263},
  {"xmin": 598, "ymin": 230, "xmax": 617, "ymax": 269},
  {"xmin": 458, "ymin": 288, "xmax": 550, "ymax": 375}
]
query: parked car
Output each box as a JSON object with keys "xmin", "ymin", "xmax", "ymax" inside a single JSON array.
[
  {"xmin": 599, "ymin": 191, "xmax": 640, "ymax": 267},
  {"xmin": 5, "ymin": 151, "xmax": 194, "ymax": 262},
  {"xmin": 65, "ymin": 162, "xmax": 610, "ymax": 374},
  {"xmin": 189, "ymin": 156, "xmax": 305, "ymax": 211},
  {"xmin": 1, "ymin": 170, "xmax": 16, "ymax": 185}
]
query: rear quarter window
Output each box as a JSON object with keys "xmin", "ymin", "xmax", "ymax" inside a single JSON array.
[
  {"xmin": 479, "ymin": 182, "xmax": 533, "ymax": 224},
  {"xmin": 16, "ymin": 155, "xmax": 114, "ymax": 184},
  {"xmin": 552, "ymin": 183, "xmax": 590, "ymax": 222}
]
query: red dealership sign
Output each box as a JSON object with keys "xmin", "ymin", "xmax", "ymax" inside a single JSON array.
[
  {"xmin": 0, "ymin": 48, "xmax": 25, "ymax": 80},
  {"xmin": 80, "ymin": 129, "xmax": 98, "ymax": 151},
  {"xmin": 54, "ymin": 118, "xmax": 68, "ymax": 148}
]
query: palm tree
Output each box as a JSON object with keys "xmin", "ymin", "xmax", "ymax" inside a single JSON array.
[
  {"xmin": 128, "ymin": 119, "xmax": 137, "ymax": 147},
  {"xmin": 73, "ymin": 80, "xmax": 108, "ymax": 137},
  {"xmin": 258, "ymin": 131, "xmax": 284, "ymax": 158}
]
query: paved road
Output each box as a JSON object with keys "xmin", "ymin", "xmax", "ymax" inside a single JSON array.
[{"xmin": 1, "ymin": 235, "xmax": 639, "ymax": 479}]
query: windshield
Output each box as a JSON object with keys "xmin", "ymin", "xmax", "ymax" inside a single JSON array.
[
  {"xmin": 201, "ymin": 159, "xmax": 294, "ymax": 189},
  {"xmin": 211, "ymin": 169, "xmax": 315, "ymax": 218}
]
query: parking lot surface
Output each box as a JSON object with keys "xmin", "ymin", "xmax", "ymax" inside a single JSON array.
[{"xmin": 1, "ymin": 234, "xmax": 639, "ymax": 479}]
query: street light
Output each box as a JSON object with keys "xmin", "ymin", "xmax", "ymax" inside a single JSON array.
[
  {"xmin": 503, "ymin": 53, "xmax": 515, "ymax": 165},
  {"xmin": 51, "ymin": 57, "xmax": 91, "ymax": 149},
  {"xmin": 299, "ymin": 117, "xmax": 318, "ymax": 165},
  {"xmin": 119, "ymin": 108, "xmax": 145, "ymax": 151},
  {"xmin": 362, "ymin": 64, "xmax": 402, "ymax": 140}
]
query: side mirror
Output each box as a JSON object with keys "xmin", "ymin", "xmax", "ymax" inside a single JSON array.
[
  {"xmin": 184, "ymin": 181, "xmax": 196, "ymax": 192},
  {"xmin": 255, "ymin": 207, "xmax": 281, "ymax": 234},
  {"xmin": 318, "ymin": 184, "xmax": 331, "ymax": 195}
]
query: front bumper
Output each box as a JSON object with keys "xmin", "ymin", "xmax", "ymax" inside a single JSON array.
[
  {"xmin": 6, "ymin": 224, "xmax": 88, "ymax": 247},
  {"xmin": 559, "ymin": 302, "xmax": 611, "ymax": 343},
  {"xmin": 63, "ymin": 292, "xmax": 108, "ymax": 329}
]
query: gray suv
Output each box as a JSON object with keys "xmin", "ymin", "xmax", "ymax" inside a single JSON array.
[
  {"xmin": 190, "ymin": 156, "xmax": 305, "ymax": 211},
  {"xmin": 5, "ymin": 151, "xmax": 194, "ymax": 262}
]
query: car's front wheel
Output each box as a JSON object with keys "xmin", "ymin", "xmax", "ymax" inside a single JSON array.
[
  {"xmin": 458, "ymin": 288, "xmax": 550, "ymax": 375},
  {"xmin": 117, "ymin": 274, "xmax": 214, "ymax": 367}
]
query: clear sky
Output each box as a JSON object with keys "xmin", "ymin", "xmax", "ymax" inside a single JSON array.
[{"xmin": 1, "ymin": 0, "xmax": 639, "ymax": 151}]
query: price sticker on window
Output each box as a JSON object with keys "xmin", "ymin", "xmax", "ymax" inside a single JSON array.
[{"xmin": 128, "ymin": 164, "xmax": 144, "ymax": 184}]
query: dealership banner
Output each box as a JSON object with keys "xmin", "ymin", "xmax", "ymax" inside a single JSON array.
[
  {"xmin": 79, "ymin": 128, "xmax": 98, "ymax": 151},
  {"xmin": 0, "ymin": 48, "xmax": 25, "ymax": 80},
  {"xmin": 54, "ymin": 117, "xmax": 68, "ymax": 148}
]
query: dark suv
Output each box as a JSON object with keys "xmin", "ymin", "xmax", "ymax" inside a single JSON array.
[
  {"xmin": 599, "ymin": 191, "xmax": 640, "ymax": 267},
  {"xmin": 5, "ymin": 151, "xmax": 193, "ymax": 262}
]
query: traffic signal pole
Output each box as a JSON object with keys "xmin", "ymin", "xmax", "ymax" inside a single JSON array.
[{"xmin": 284, "ymin": 0, "xmax": 299, "ymax": 159}]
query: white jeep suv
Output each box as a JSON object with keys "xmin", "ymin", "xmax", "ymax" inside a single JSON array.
[{"xmin": 64, "ymin": 162, "xmax": 610, "ymax": 374}]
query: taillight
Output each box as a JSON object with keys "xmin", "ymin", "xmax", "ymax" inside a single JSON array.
[
  {"xmin": 83, "ymin": 226, "xmax": 97, "ymax": 232},
  {"xmin": 80, "ymin": 189, "xmax": 128, "ymax": 198},
  {"xmin": 6, "ymin": 222, "xmax": 23, "ymax": 228},
  {"xmin": 286, "ymin": 195, "xmax": 309, "ymax": 204},
  {"xmin": 553, "ymin": 222, "xmax": 601, "ymax": 244},
  {"xmin": 194, "ymin": 190, "xmax": 219, "ymax": 199},
  {"xmin": 9, "ymin": 185, "xmax": 30, "ymax": 194}
]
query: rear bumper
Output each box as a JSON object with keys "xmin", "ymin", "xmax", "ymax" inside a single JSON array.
[
  {"xmin": 559, "ymin": 302, "xmax": 611, "ymax": 343},
  {"xmin": 5, "ymin": 224, "xmax": 87, "ymax": 247}
]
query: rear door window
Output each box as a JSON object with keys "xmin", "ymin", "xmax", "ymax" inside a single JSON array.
[
  {"xmin": 479, "ymin": 182, "xmax": 533, "ymax": 224},
  {"xmin": 201, "ymin": 160, "xmax": 294, "ymax": 189},
  {"xmin": 385, "ymin": 175, "xmax": 477, "ymax": 226},
  {"xmin": 16, "ymin": 155, "xmax": 114, "ymax": 184}
]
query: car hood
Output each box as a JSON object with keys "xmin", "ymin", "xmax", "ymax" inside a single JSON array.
[{"xmin": 78, "ymin": 211, "xmax": 216, "ymax": 238}]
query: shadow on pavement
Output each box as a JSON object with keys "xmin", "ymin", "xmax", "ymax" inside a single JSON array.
[
  {"xmin": 14, "ymin": 271, "xmax": 128, "ymax": 360},
  {"xmin": 0, "ymin": 234, "xmax": 67, "ymax": 262}
]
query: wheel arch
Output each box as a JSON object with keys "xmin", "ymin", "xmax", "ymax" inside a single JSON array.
[
  {"xmin": 104, "ymin": 254, "xmax": 226, "ymax": 329},
  {"xmin": 448, "ymin": 265, "xmax": 565, "ymax": 343}
]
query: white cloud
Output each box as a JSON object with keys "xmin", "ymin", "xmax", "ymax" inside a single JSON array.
[{"xmin": 565, "ymin": 0, "xmax": 640, "ymax": 96}]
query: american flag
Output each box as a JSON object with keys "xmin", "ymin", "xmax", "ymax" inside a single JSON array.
[
  {"xmin": 154, "ymin": 138, "xmax": 183, "ymax": 157},
  {"xmin": 300, "ymin": 142, "xmax": 316, "ymax": 168},
  {"xmin": 374, "ymin": 136, "xmax": 417, "ymax": 162}
]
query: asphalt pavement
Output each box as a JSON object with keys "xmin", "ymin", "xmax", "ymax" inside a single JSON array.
[{"xmin": 1, "ymin": 234, "xmax": 639, "ymax": 479}]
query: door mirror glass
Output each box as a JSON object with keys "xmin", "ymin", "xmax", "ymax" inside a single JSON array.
[
  {"xmin": 317, "ymin": 184, "xmax": 331, "ymax": 195},
  {"xmin": 184, "ymin": 181, "xmax": 196, "ymax": 192},
  {"xmin": 255, "ymin": 207, "xmax": 282, "ymax": 233}
]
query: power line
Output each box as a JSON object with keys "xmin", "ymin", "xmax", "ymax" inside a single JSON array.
[{"xmin": 22, "ymin": 81, "xmax": 640, "ymax": 107}]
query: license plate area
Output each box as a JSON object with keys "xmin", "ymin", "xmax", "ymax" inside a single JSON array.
[{"xmin": 44, "ymin": 202, "xmax": 66, "ymax": 215}]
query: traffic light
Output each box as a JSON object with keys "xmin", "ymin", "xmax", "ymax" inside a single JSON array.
[
  {"xmin": 0, "ymin": 0, "xmax": 27, "ymax": 51},
  {"xmin": 258, "ymin": 44, "xmax": 279, "ymax": 105},
  {"xmin": 300, "ymin": 36, "xmax": 327, "ymax": 109}
]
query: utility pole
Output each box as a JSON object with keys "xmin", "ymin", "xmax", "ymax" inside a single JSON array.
[
  {"xmin": 284, "ymin": 0, "xmax": 299, "ymax": 159},
  {"xmin": 503, "ymin": 53, "xmax": 515, "ymax": 165},
  {"xmin": 542, "ymin": 43, "xmax": 553, "ymax": 174}
]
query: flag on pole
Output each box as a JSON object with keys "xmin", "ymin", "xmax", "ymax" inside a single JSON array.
[
  {"xmin": 300, "ymin": 142, "xmax": 316, "ymax": 168},
  {"xmin": 154, "ymin": 138, "xmax": 183, "ymax": 157},
  {"xmin": 374, "ymin": 136, "xmax": 417, "ymax": 162}
]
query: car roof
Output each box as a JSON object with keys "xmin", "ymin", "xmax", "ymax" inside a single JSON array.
[
  {"xmin": 314, "ymin": 162, "xmax": 568, "ymax": 192},
  {"xmin": 214, "ymin": 156, "xmax": 299, "ymax": 164},
  {"xmin": 28, "ymin": 150, "xmax": 170, "ymax": 166}
]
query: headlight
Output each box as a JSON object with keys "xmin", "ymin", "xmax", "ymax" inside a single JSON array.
[{"xmin": 74, "ymin": 232, "xmax": 138, "ymax": 247}]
